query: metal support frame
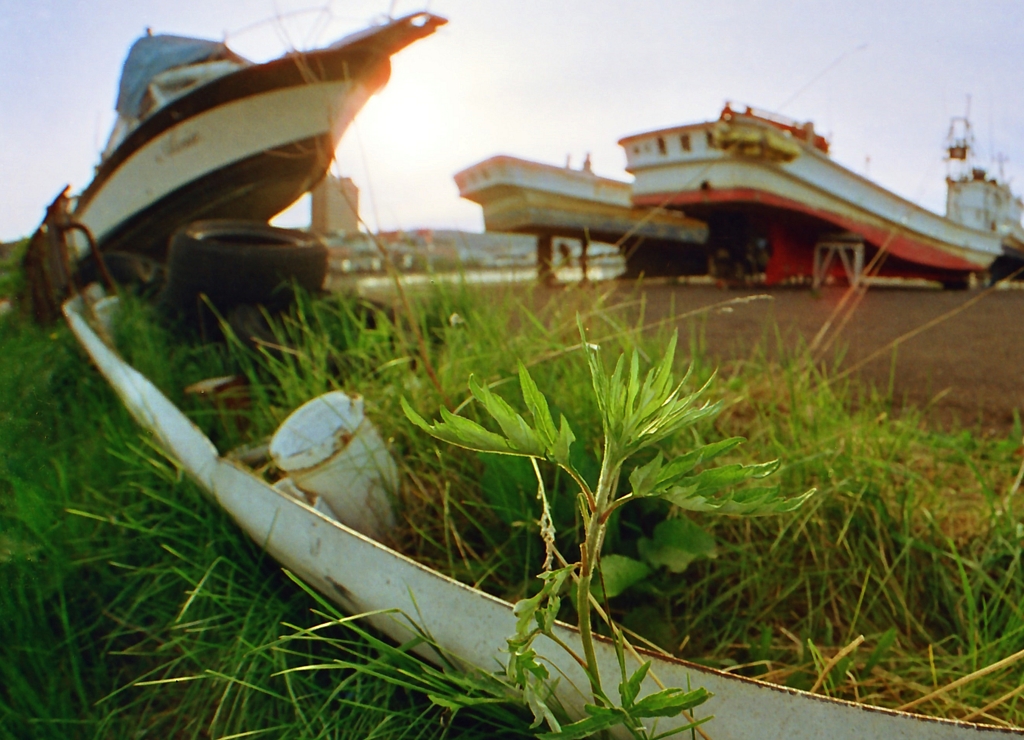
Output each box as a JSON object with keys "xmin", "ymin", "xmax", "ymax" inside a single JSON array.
[
  {"xmin": 813, "ymin": 237, "xmax": 864, "ymax": 289},
  {"xmin": 22, "ymin": 187, "xmax": 113, "ymax": 324},
  {"xmin": 537, "ymin": 234, "xmax": 555, "ymax": 284},
  {"xmin": 579, "ymin": 228, "xmax": 590, "ymax": 284}
]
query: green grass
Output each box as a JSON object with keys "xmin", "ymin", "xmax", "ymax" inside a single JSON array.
[
  {"xmin": 232, "ymin": 282, "xmax": 1024, "ymax": 726},
  {"xmin": 0, "ymin": 238, "xmax": 28, "ymax": 301},
  {"xmin": 3, "ymin": 280, "xmax": 1024, "ymax": 735},
  {"xmin": 0, "ymin": 303, "xmax": 531, "ymax": 739}
]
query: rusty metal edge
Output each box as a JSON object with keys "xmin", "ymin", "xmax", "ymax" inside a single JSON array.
[{"xmin": 63, "ymin": 295, "xmax": 1023, "ymax": 739}]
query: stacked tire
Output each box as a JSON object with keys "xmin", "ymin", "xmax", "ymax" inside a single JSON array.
[{"xmin": 158, "ymin": 219, "xmax": 327, "ymax": 328}]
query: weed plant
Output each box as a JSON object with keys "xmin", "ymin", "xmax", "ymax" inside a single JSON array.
[
  {"xmin": 403, "ymin": 320, "xmax": 812, "ymax": 737},
  {"xmin": 3, "ymin": 280, "xmax": 1024, "ymax": 735},
  {"xmin": 229, "ymin": 282, "xmax": 1024, "ymax": 729}
]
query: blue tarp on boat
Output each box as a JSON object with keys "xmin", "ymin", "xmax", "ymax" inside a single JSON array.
[{"xmin": 115, "ymin": 34, "xmax": 247, "ymax": 120}]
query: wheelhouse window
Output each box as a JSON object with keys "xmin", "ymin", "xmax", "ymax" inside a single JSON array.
[
  {"xmin": 680, "ymin": 133, "xmax": 691, "ymax": 151},
  {"xmin": 656, "ymin": 136, "xmax": 666, "ymax": 155}
]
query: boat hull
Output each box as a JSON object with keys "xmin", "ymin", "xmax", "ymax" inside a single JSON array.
[
  {"xmin": 63, "ymin": 294, "xmax": 1023, "ymax": 740},
  {"xmin": 84, "ymin": 129, "xmax": 342, "ymax": 261},
  {"xmin": 622, "ymin": 121, "xmax": 1006, "ymax": 281},
  {"xmin": 455, "ymin": 155, "xmax": 707, "ymax": 244},
  {"xmin": 71, "ymin": 14, "xmax": 444, "ymax": 261}
]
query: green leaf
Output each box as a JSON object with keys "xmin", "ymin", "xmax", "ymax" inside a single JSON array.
[
  {"xmin": 628, "ymin": 453, "xmax": 664, "ymax": 498},
  {"xmin": 630, "ymin": 394, "xmax": 721, "ymax": 451},
  {"xmin": 511, "ymin": 592, "xmax": 547, "ymax": 638},
  {"xmin": 609, "ymin": 353, "xmax": 628, "ymax": 427},
  {"xmin": 578, "ymin": 316, "xmax": 610, "ymax": 420},
  {"xmin": 511, "ymin": 566, "xmax": 573, "ymax": 636},
  {"xmin": 469, "ymin": 375, "xmax": 546, "ymax": 456},
  {"xmin": 638, "ymin": 518, "xmax": 716, "ymax": 573},
  {"xmin": 594, "ymin": 555, "xmax": 651, "ymax": 601},
  {"xmin": 667, "ymin": 484, "xmax": 815, "ymax": 516},
  {"xmin": 401, "ymin": 396, "xmax": 514, "ymax": 454},
  {"xmin": 694, "ymin": 435, "xmax": 746, "ymax": 464},
  {"xmin": 635, "ymin": 333, "xmax": 678, "ymax": 422},
  {"xmin": 518, "ymin": 361, "xmax": 558, "ymax": 446},
  {"xmin": 671, "ymin": 459, "xmax": 781, "ymax": 497},
  {"xmin": 507, "ymin": 647, "xmax": 549, "ymax": 684},
  {"xmin": 656, "ymin": 437, "xmax": 746, "ymax": 486},
  {"xmin": 508, "ymin": 651, "xmax": 561, "ymax": 731},
  {"xmin": 539, "ymin": 704, "xmax": 625, "ymax": 740},
  {"xmin": 630, "ymin": 685, "xmax": 711, "ymax": 718},
  {"xmin": 619, "ymin": 660, "xmax": 651, "ymax": 708},
  {"xmin": 861, "ymin": 627, "xmax": 898, "ymax": 677},
  {"xmin": 625, "ymin": 350, "xmax": 641, "ymax": 418},
  {"xmin": 522, "ymin": 675, "xmax": 562, "ymax": 732},
  {"xmin": 536, "ymin": 574, "xmax": 569, "ymax": 633},
  {"xmin": 550, "ymin": 414, "xmax": 577, "ymax": 470}
]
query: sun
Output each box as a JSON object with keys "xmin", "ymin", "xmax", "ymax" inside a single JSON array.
[
  {"xmin": 337, "ymin": 56, "xmax": 455, "ymax": 166},
  {"xmin": 329, "ymin": 43, "xmax": 492, "ymax": 231}
]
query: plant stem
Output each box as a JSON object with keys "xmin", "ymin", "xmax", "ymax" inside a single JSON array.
[
  {"xmin": 576, "ymin": 565, "xmax": 601, "ymax": 698},
  {"xmin": 576, "ymin": 435, "xmax": 624, "ymax": 701}
]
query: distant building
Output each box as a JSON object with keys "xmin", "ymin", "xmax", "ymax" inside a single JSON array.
[
  {"xmin": 320, "ymin": 228, "xmax": 621, "ymax": 277},
  {"xmin": 311, "ymin": 175, "xmax": 360, "ymax": 234}
]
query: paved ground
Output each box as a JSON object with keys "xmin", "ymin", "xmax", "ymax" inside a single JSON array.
[
  {"xmin": 357, "ymin": 272, "xmax": 1024, "ymax": 434},
  {"xmin": 596, "ymin": 282, "xmax": 1024, "ymax": 434}
]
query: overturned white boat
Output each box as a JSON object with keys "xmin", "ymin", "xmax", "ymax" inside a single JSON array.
[
  {"xmin": 68, "ymin": 13, "xmax": 444, "ymax": 265},
  {"xmin": 63, "ymin": 293, "xmax": 1023, "ymax": 740}
]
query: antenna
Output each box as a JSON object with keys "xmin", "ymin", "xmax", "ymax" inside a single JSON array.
[
  {"xmin": 995, "ymin": 152, "xmax": 1009, "ymax": 182},
  {"xmin": 989, "ymin": 95, "xmax": 995, "ymax": 167},
  {"xmin": 776, "ymin": 42, "xmax": 867, "ymax": 112}
]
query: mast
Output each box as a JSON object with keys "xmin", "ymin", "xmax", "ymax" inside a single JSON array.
[{"xmin": 945, "ymin": 95, "xmax": 975, "ymax": 182}]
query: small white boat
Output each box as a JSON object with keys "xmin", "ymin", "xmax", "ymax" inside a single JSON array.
[
  {"xmin": 619, "ymin": 104, "xmax": 1024, "ymax": 285},
  {"xmin": 66, "ymin": 13, "xmax": 445, "ymax": 264},
  {"xmin": 454, "ymin": 155, "xmax": 709, "ymax": 278},
  {"xmin": 63, "ymin": 293, "xmax": 1023, "ymax": 740}
]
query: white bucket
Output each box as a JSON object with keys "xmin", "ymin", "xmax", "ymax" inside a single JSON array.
[
  {"xmin": 269, "ymin": 391, "xmax": 397, "ymax": 540},
  {"xmin": 273, "ymin": 476, "xmax": 341, "ymax": 522}
]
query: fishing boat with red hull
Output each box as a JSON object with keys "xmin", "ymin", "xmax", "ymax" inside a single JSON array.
[{"xmin": 619, "ymin": 104, "xmax": 1024, "ymax": 286}]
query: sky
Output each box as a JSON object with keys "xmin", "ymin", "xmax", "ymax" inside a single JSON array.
[{"xmin": 2, "ymin": 0, "xmax": 1024, "ymax": 242}]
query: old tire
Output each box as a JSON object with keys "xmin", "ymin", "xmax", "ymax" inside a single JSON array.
[{"xmin": 158, "ymin": 219, "xmax": 326, "ymax": 321}]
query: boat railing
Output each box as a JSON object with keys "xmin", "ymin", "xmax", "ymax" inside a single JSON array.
[{"xmin": 721, "ymin": 102, "xmax": 830, "ymax": 154}]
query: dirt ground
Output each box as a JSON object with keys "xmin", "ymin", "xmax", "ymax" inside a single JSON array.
[{"xmin": 593, "ymin": 282, "xmax": 1024, "ymax": 435}]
